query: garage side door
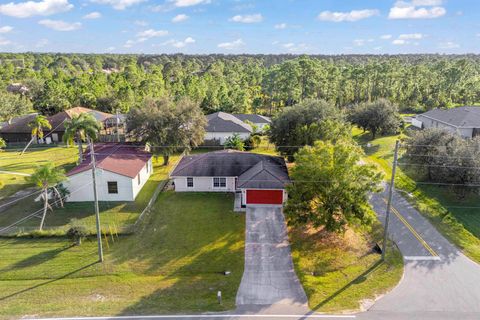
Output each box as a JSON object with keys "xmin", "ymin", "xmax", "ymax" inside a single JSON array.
[{"xmin": 246, "ymin": 189, "xmax": 283, "ymax": 205}]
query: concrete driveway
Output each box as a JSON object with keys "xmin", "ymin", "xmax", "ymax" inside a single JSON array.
[
  {"xmin": 367, "ymin": 187, "xmax": 480, "ymax": 318},
  {"xmin": 236, "ymin": 206, "xmax": 308, "ymax": 309}
]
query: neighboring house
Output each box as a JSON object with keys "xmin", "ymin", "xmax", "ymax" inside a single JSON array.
[
  {"xmin": 413, "ymin": 106, "xmax": 480, "ymax": 138},
  {"xmin": 64, "ymin": 143, "xmax": 152, "ymax": 202},
  {"xmin": 0, "ymin": 107, "xmax": 114, "ymax": 144},
  {"xmin": 232, "ymin": 114, "xmax": 271, "ymax": 132},
  {"xmin": 170, "ymin": 150, "xmax": 290, "ymax": 206},
  {"xmin": 205, "ymin": 112, "xmax": 253, "ymax": 144}
]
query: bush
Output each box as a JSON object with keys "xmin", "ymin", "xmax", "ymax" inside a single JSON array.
[
  {"xmin": 67, "ymin": 219, "xmax": 88, "ymax": 245},
  {"xmin": 244, "ymin": 134, "xmax": 261, "ymax": 151}
]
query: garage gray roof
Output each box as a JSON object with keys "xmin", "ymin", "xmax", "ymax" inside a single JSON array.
[
  {"xmin": 232, "ymin": 114, "xmax": 271, "ymax": 124},
  {"xmin": 171, "ymin": 150, "xmax": 290, "ymax": 189},
  {"xmin": 206, "ymin": 112, "xmax": 253, "ymax": 133},
  {"xmin": 419, "ymin": 106, "xmax": 480, "ymax": 128}
]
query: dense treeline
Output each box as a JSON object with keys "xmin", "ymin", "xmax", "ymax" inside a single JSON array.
[{"xmin": 0, "ymin": 53, "xmax": 479, "ymax": 119}]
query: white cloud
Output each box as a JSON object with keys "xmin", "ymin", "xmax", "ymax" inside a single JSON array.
[
  {"xmin": 106, "ymin": 46, "xmax": 116, "ymax": 52},
  {"xmin": 217, "ymin": 38, "xmax": 245, "ymax": 50},
  {"xmin": 137, "ymin": 29, "xmax": 168, "ymax": 38},
  {"xmin": 124, "ymin": 39, "xmax": 135, "ymax": 48},
  {"xmin": 354, "ymin": 39, "xmax": 366, "ymax": 46},
  {"xmin": 389, "ymin": 1, "xmax": 446, "ymax": 19},
  {"xmin": 439, "ymin": 41, "xmax": 460, "ymax": 49},
  {"xmin": 318, "ymin": 9, "xmax": 379, "ymax": 22},
  {"xmin": 134, "ymin": 20, "xmax": 148, "ymax": 26},
  {"xmin": 392, "ymin": 39, "xmax": 407, "ymax": 45},
  {"xmin": 0, "ymin": 0, "xmax": 73, "ymax": 18},
  {"xmin": 35, "ymin": 38, "xmax": 48, "ymax": 47},
  {"xmin": 83, "ymin": 11, "xmax": 101, "ymax": 19},
  {"xmin": 283, "ymin": 43, "xmax": 294, "ymax": 48},
  {"xmin": 91, "ymin": 0, "xmax": 145, "ymax": 10},
  {"xmin": 374, "ymin": 46, "xmax": 383, "ymax": 50},
  {"xmin": 163, "ymin": 36, "xmax": 195, "ymax": 48},
  {"xmin": 274, "ymin": 23, "xmax": 287, "ymax": 29},
  {"xmin": 380, "ymin": 34, "xmax": 392, "ymax": 40},
  {"xmin": 230, "ymin": 13, "xmax": 263, "ymax": 23},
  {"xmin": 172, "ymin": 14, "xmax": 189, "ymax": 23},
  {"xmin": 399, "ymin": 33, "xmax": 424, "ymax": 39},
  {"xmin": 38, "ymin": 19, "xmax": 81, "ymax": 31},
  {"xmin": 0, "ymin": 37, "xmax": 12, "ymax": 46},
  {"xmin": 170, "ymin": 0, "xmax": 210, "ymax": 7},
  {"xmin": 0, "ymin": 26, "xmax": 13, "ymax": 33}
]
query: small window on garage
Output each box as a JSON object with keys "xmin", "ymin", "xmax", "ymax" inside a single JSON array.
[
  {"xmin": 187, "ymin": 177, "xmax": 194, "ymax": 188},
  {"xmin": 213, "ymin": 177, "xmax": 226, "ymax": 188},
  {"xmin": 107, "ymin": 181, "xmax": 118, "ymax": 194}
]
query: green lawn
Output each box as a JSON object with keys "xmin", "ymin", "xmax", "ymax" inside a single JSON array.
[
  {"xmin": 290, "ymin": 221, "xmax": 403, "ymax": 312},
  {"xmin": 0, "ymin": 151, "xmax": 180, "ymax": 235},
  {"xmin": 353, "ymin": 127, "xmax": 480, "ymax": 263},
  {"xmin": 0, "ymin": 146, "xmax": 78, "ymax": 199},
  {"xmin": 0, "ymin": 192, "xmax": 245, "ymax": 318}
]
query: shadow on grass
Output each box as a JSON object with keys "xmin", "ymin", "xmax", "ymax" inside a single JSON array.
[
  {"xmin": 0, "ymin": 261, "xmax": 99, "ymax": 301},
  {"xmin": 301, "ymin": 259, "xmax": 383, "ymax": 316},
  {"xmin": 1, "ymin": 244, "xmax": 75, "ymax": 272}
]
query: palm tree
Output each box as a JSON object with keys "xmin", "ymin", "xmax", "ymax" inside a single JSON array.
[
  {"xmin": 21, "ymin": 115, "xmax": 52, "ymax": 155},
  {"xmin": 63, "ymin": 113, "xmax": 102, "ymax": 163},
  {"xmin": 27, "ymin": 163, "xmax": 67, "ymax": 231}
]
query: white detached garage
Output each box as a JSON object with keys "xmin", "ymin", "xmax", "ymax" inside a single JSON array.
[
  {"xmin": 64, "ymin": 143, "xmax": 153, "ymax": 202},
  {"xmin": 170, "ymin": 150, "xmax": 290, "ymax": 207}
]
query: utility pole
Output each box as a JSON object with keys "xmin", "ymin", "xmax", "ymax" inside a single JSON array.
[
  {"xmin": 382, "ymin": 140, "xmax": 400, "ymax": 261},
  {"xmin": 115, "ymin": 109, "xmax": 120, "ymax": 143},
  {"xmin": 90, "ymin": 139, "xmax": 104, "ymax": 262}
]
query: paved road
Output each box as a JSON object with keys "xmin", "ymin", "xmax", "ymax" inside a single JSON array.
[
  {"xmin": 236, "ymin": 206, "xmax": 308, "ymax": 309},
  {"xmin": 367, "ymin": 186, "xmax": 480, "ymax": 318}
]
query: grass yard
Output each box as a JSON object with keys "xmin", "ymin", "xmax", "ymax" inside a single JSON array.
[
  {"xmin": 0, "ymin": 146, "xmax": 78, "ymax": 199},
  {"xmin": 0, "ymin": 192, "xmax": 245, "ymax": 318},
  {"xmin": 290, "ymin": 222, "xmax": 403, "ymax": 313},
  {"xmin": 0, "ymin": 150, "xmax": 180, "ymax": 235},
  {"xmin": 353, "ymin": 127, "xmax": 480, "ymax": 263}
]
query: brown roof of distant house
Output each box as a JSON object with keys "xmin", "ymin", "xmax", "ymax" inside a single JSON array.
[
  {"xmin": 66, "ymin": 143, "xmax": 152, "ymax": 178},
  {"xmin": 0, "ymin": 107, "xmax": 114, "ymax": 134}
]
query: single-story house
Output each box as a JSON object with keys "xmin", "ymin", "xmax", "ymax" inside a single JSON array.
[
  {"xmin": 64, "ymin": 143, "xmax": 152, "ymax": 202},
  {"xmin": 232, "ymin": 114, "xmax": 271, "ymax": 131},
  {"xmin": 412, "ymin": 106, "xmax": 480, "ymax": 138},
  {"xmin": 205, "ymin": 112, "xmax": 253, "ymax": 144},
  {"xmin": 0, "ymin": 107, "xmax": 115, "ymax": 144},
  {"xmin": 170, "ymin": 150, "xmax": 290, "ymax": 206}
]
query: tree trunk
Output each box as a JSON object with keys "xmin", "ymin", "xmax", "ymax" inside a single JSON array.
[
  {"xmin": 77, "ymin": 132, "xmax": 83, "ymax": 163},
  {"xmin": 39, "ymin": 189, "xmax": 48, "ymax": 231},
  {"xmin": 20, "ymin": 136, "xmax": 35, "ymax": 155},
  {"xmin": 163, "ymin": 154, "xmax": 170, "ymax": 166}
]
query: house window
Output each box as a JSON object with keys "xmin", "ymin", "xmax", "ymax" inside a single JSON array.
[
  {"xmin": 138, "ymin": 174, "xmax": 141, "ymax": 185},
  {"xmin": 187, "ymin": 177, "xmax": 194, "ymax": 188},
  {"xmin": 213, "ymin": 177, "xmax": 227, "ymax": 188},
  {"xmin": 146, "ymin": 162, "xmax": 149, "ymax": 173},
  {"xmin": 107, "ymin": 181, "xmax": 118, "ymax": 194}
]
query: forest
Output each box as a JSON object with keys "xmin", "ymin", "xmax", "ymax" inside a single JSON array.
[{"xmin": 0, "ymin": 53, "xmax": 479, "ymax": 119}]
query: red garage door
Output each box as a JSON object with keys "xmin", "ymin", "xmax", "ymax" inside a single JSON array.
[{"xmin": 246, "ymin": 189, "xmax": 283, "ymax": 205}]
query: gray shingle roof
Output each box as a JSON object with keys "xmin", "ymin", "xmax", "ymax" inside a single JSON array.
[
  {"xmin": 171, "ymin": 150, "xmax": 290, "ymax": 189},
  {"xmin": 206, "ymin": 112, "xmax": 253, "ymax": 133},
  {"xmin": 232, "ymin": 114, "xmax": 271, "ymax": 124},
  {"xmin": 419, "ymin": 107, "xmax": 480, "ymax": 128}
]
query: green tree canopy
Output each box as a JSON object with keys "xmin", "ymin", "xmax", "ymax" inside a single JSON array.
[
  {"xmin": 348, "ymin": 99, "xmax": 402, "ymax": 139},
  {"xmin": 126, "ymin": 97, "xmax": 207, "ymax": 165},
  {"xmin": 285, "ymin": 140, "xmax": 383, "ymax": 233},
  {"xmin": 268, "ymin": 99, "xmax": 344, "ymax": 161},
  {"xmin": 0, "ymin": 91, "xmax": 32, "ymax": 123}
]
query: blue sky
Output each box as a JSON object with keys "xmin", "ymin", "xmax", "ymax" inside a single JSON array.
[{"xmin": 0, "ymin": 0, "xmax": 478, "ymax": 54}]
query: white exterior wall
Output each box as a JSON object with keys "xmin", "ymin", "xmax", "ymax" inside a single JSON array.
[
  {"xmin": 418, "ymin": 115, "xmax": 474, "ymax": 138},
  {"xmin": 64, "ymin": 158, "xmax": 152, "ymax": 202},
  {"xmin": 131, "ymin": 158, "xmax": 153, "ymax": 199},
  {"xmin": 204, "ymin": 132, "xmax": 251, "ymax": 144},
  {"xmin": 173, "ymin": 176, "xmax": 236, "ymax": 192}
]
